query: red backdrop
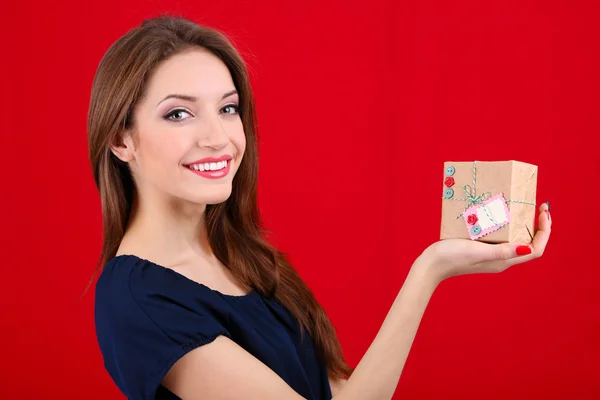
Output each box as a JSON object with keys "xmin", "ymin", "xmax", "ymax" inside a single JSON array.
[{"xmin": 1, "ymin": 1, "xmax": 599, "ymax": 399}]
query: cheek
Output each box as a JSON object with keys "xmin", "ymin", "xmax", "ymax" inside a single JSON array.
[
  {"xmin": 231, "ymin": 125, "xmax": 246, "ymax": 156},
  {"xmin": 137, "ymin": 131, "xmax": 187, "ymax": 171}
]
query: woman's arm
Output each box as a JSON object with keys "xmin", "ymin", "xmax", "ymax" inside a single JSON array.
[
  {"xmin": 327, "ymin": 259, "xmax": 439, "ymax": 399},
  {"xmin": 163, "ymin": 204, "xmax": 550, "ymax": 400},
  {"xmin": 329, "ymin": 375, "xmax": 348, "ymax": 397},
  {"xmin": 332, "ymin": 258, "xmax": 438, "ymax": 400},
  {"xmin": 163, "ymin": 335, "xmax": 306, "ymax": 399},
  {"xmin": 162, "ymin": 260, "xmax": 437, "ymax": 400},
  {"xmin": 334, "ymin": 203, "xmax": 551, "ymax": 400}
]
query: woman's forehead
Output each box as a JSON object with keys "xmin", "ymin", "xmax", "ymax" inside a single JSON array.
[{"xmin": 144, "ymin": 49, "xmax": 235, "ymax": 104}]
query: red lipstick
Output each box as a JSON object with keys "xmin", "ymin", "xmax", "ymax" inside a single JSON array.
[{"xmin": 184, "ymin": 155, "xmax": 233, "ymax": 179}]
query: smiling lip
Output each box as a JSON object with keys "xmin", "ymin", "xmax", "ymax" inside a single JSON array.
[
  {"xmin": 184, "ymin": 155, "xmax": 233, "ymax": 179},
  {"xmin": 185, "ymin": 154, "xmax": 233, "ymax": 165}
]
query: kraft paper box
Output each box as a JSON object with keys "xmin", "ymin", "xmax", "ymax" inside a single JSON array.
[{"xmin": 440, "ymin": 160, "xmax": 538, "ymax": 244}]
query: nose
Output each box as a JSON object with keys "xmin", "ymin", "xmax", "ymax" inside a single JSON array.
[{"xmin": 196, "ymin": 114, "xmax": 229, "ymax": 150}]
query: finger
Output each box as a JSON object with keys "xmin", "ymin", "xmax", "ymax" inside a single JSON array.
[
  {"xmin": 542, "ymin": 201, "xmax": 551, "ymax": 227},
  {"xmin": 468, "ymin": 202, "xmax": 552, "ymax": 270},
  {"xmin": 531, "ymin": 201, "xmax": 552, "ymax": 256},
  {"xmin": 534, "ymin": 201, "xmax": 551, "ymax": 232},
  {"xmin": 508, "ymin": 202, "xmax": 552, "ymax": 263},
  {"xmin": 465, "ymin": 243, "xmax": 531, "ymax": 275},
  {"xmin": 476, "ymin": 241, "xmax": 534, "ymax": 263}
]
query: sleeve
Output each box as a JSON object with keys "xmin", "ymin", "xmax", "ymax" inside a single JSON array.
[{"xmin": 94, "ymin": 258, "xmax": 232, "ymax": 400}]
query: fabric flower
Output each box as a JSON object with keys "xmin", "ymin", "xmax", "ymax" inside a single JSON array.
[
  {"xmin": 444, "ymin": 177, "xmax": 455, "ymax": 187},
  {"xmin": 467, "ymin": 214, "xmax": 478, "ymax": 225}
]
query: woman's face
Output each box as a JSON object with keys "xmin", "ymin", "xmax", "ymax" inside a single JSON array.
[{"xmin": 113, "ymin": 47, "xmax": 246, "ymax": 207}]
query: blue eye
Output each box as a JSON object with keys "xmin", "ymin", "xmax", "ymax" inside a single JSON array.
[
  {"xmin": 164, "ymin": 108, "xmax": 191, "ymax": 122},
  {"xmin": 221, "ymin": 104, "xmax": 240, "ymax": 115},
  {"xmin": 163, "ymin": 104, "xmax": 240, "ymax": 123}
]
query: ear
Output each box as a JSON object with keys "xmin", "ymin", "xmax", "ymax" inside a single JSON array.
[{"xmin": 110, "ymin": 129, "xmax": 136, "ymax": 163}]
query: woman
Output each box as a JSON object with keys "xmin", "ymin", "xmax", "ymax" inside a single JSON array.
[{"xmin": 89, "ymin": 14, "xmax": 551, "ymax": 400}]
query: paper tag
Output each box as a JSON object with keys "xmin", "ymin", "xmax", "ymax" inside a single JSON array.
[{"xmin": 463, "ymin": 193, "xmax": 512, "ymax": 240}]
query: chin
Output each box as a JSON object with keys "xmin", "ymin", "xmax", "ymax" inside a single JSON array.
[{"xmin": 187, "ymin": 186, "xmax": 233, "ymax": 206}]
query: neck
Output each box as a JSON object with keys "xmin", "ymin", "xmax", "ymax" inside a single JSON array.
[{"xmin": 118, "ymin": 189, "xmax": 214, "ymax": 266}]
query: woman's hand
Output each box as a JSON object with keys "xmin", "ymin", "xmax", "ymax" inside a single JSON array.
[{"xmin": 417, "ymin": 202, "xmax": 552, "ymax": 284}]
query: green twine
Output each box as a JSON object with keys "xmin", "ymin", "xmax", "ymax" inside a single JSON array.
[
  {"xmin": 506, "ymin": 199, "xmax": 537, "ymax": 205},
  {"xmin": 443, "ymin": 161, "xmax": 536, "ymax": 227},
  {"xmin": 457, "ymin": 184, "xmax": 498, "ymax": 224}
]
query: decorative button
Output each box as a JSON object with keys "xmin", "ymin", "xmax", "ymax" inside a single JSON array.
[
  {"xmin": 444, "ymin": 177, "xmax": 455, "ymax": 187},
  {"xmin": 467, "ymin": 214, "xmax": 478, "ymax": 225},
  {"xmin": 471, "ymin": 225, "xmax": 482, "ymax": 235},
  {"xmin": 443, "ymin": 188, "xmax": 454, "ymax": 199},
  {"xmin": 445, "ymin": 165, "xmax": 455, "ymax": 176}
]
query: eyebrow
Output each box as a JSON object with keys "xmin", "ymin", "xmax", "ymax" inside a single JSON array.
[{"xmin": 156, "ymin": 89, "xmax": 238, "ymax": 107}]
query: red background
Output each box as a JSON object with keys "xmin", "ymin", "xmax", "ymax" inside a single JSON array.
[{"xmin": 1, "ymin": 0, "xmax": 599, "ymax": 398}]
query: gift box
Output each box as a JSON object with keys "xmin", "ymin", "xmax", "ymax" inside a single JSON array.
[{"xmin": 440, "ymin": 160, "xmax": 538, "ymax": 244}]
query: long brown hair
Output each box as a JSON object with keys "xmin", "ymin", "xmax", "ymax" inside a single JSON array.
[{"xmin": 86, "ymin": 14, "xmax": 353, "ymax": 379}]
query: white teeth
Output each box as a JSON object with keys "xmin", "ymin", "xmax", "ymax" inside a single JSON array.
[{"xmin": 189, "ymin": 160, "xmax": 228, "ymax": 172}]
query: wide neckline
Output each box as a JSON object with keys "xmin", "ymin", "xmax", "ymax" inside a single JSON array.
[{"xmin": 111, "ymin": 254, "xmax": 257, "ymax": 299}]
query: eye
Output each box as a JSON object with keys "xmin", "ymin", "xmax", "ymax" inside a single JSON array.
[
  {"xmin": 221, "ymin": 103, "xmax": 240, "ymax": 116},
  {"xmin": 163, "ymin": 108, "xmax": 192, "ymax": 122}
]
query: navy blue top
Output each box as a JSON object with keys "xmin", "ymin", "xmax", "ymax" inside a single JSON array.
[{"xmin": 94, "ymin": 254, "xmax": 333, "ymax": 400}]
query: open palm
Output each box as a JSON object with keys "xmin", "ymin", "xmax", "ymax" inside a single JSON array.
[{"xmin": 419, "ymin": 203, "xmax": 552, "ymax": 282}]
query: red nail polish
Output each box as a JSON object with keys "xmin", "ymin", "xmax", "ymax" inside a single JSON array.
[{"xmin": 516, "ymin": 246, "xmax": 532, "ymax": 256}]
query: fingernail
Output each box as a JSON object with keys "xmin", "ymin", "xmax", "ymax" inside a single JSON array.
[
  {"xmin": 516, "ymin": 245, "xmax": 532, "ymax": 256},
  {"xmin": 545, "ymin": 201, "xmax": 551, "ymax": 212}
]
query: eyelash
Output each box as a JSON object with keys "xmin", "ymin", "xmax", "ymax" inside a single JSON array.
[{"xmin": 163, "ymin": 104, "xmax": 240, "ymax": 122}]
